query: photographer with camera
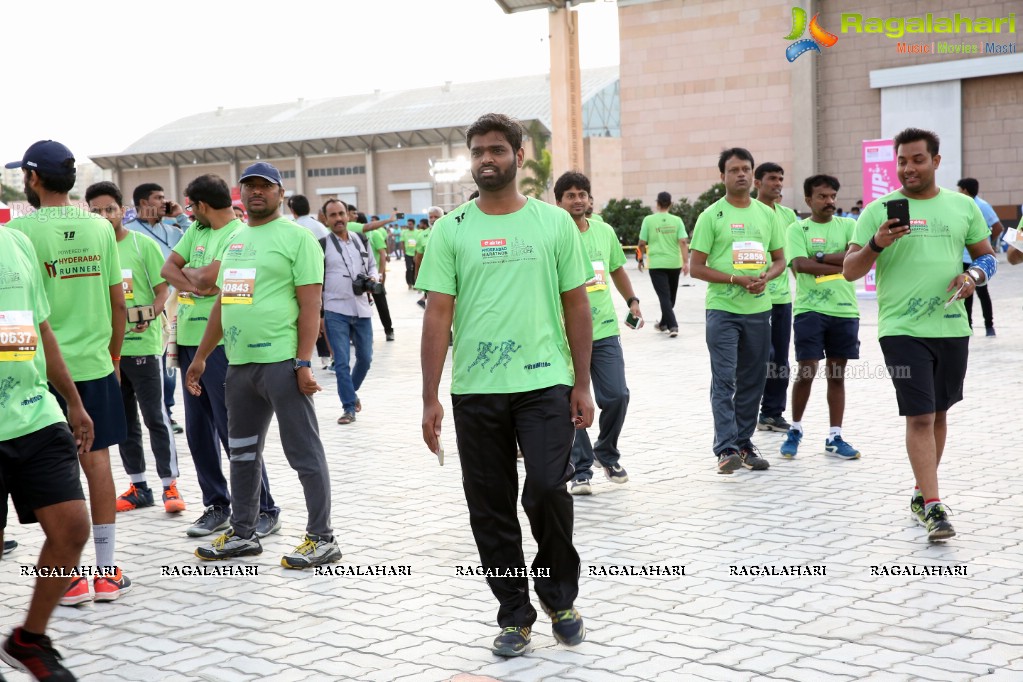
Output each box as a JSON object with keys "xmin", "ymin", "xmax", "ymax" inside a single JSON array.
[{"xmin": 320, "ymin": 198, "xmax": 379, "ymax": 425}]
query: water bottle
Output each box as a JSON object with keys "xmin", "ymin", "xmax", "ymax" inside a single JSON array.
[{"xmin": 166, "ymin": 317, "xmax": 178, "ymax": 369}]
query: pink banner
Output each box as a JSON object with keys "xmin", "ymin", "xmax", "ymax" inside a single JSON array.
[{"xmin": 861, "ymin": 140, "xmax": 901, "ymax": 293}]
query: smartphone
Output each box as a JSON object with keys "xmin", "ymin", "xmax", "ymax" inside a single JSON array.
[
  {"xmin": 164, "ymin": 201, "xmax": 174, "ymax": 214},
  {"xmin": 886, "ymin": 198, "xmax": 910, "ymax": 228},
  {"xmin": 127, "ymin": 305, "xmax": 157, "ymax": 324},
  {"xmin": 396, "ymin": 212, "xmax": 405, "ymax": 220},
  {"xmin": 625, "ymin": 312, "xmax": 644, "ymax": 329}
]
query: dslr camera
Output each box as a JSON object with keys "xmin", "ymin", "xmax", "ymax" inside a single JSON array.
[{"xmin": 352, "ymin": 273, "xmax": 383, "ymax": 296}]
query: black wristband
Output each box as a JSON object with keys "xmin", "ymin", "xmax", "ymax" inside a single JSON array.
[
  {"xmin": 868, "ymin": 236, "xmax": 884, "ymax": 253},
  {"xmin": 626, "ymin": 296, "xmax": 639, "ymax": 307}
]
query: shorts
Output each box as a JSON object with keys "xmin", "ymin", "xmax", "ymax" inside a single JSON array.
[
  {"xmin": 50, "ymin": 372, "xmax": 127, "ymax": 452},
  {"xmin": 0, "ymin": 422, "xmax": 85, "ymax": 528},
  {"xmin": 793, "ymin": 312, "xmax": 860, "ymax": 361},
  {"xmin": 879, "ymin": 335, "xmax": 969, "ymax": 417}
]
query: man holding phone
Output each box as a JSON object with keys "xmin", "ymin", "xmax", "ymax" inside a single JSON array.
[
  {"xmin": 555, "ymin": 171, "xmax": 642, "ymax": 495},
  {"xmin": 844, "ymin": 128, "xmax": 996, "ymax": 542}
]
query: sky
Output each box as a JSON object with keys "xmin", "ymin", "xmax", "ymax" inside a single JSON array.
[{"xmin": 2, "ymin": 0, "xmax": 620, "ymax": 166}]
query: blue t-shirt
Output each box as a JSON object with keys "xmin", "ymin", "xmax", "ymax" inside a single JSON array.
[{"xmin": 963, "ymin": 196, "xmax": 996, "ymax": 263}]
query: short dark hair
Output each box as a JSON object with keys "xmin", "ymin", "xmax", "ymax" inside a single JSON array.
[
  {"xmin": 85, "ymin": 181, "xmax": 123, "ymax": 207},
  {"xmin": 893, "ymin": 127, "xmax": 940, "ymax": 157},
  {"xmin": 956, "ymin": 177, "xmax": 979, "ymax": 197},
  {"xmin": 656, "ymin": 191, "xmax": 672, "ymax": 208},
  {"xmin": 133, "ymin": 182, "xmax": 164, "ymax": 207},
  {"xmin": 754, "ymin": 162, "xmax": 784, "ymax": 181},
  {"xmin": 287, "ymin": 194, "xmax": 311, "ymax": 216},
  {"xmin": 553, "ymin": 171, "xmax": 591, "ymax": 203},
  {"xmin": 803, "ymin": 174, "xmax": 840, "ymax": 197},
  {"xmin": 718, "ymin": 147, "xmax": 755, "ymax": 173},
  {"xmin": 465, "ymin": 113, "xmax": 524, "ymax": 151},
  {"xmin": 29, "ymin": 169, "xmax": 76, "ymax": 195},
  {"xmin": 184, "ymin": 175, "xmax": 232, "ymax": 209},
  {"xmin": 356, "ymin": 212, "xmax": 367, "ymax": 223},
  {"xmin": 321, "ymin": 198, "xmax": 347, "ymax": 217},
  {"xmin": 346, "ymin": 204, "xmax": 358, "ymax": 212}
]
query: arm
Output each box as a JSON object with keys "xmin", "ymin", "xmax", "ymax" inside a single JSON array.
[
  {"xmin": 991, "ymin": 220, "xmax": 1004, "ymax": 243},
  {"xmin": 294, "ymin": 283, "xmax": 323, "ymax": 395},
  {"xmin": 791, "ymin": 257, "xmax": 843, "ymax": 276},
  {"xmin": 109, "ymin": 283, "xmax": 126, "ymax": 380},
  {"xmin": 679, "ymin": 238, "xmax": 690, "ymax": 275},
  {"xmin": 361, "ymin": 214, "xmax": 399, "ymax": 232},
  {"xmin": 414, "ymin": 251, "xmax": 424, "ymax": 282},
  {"xmin": 637, "ymin": 239, "xmax": 648, "ymax": 253},
  {"xmin": 41, "ymin": 321, "xmax": 94, "ymax": 454},
  {"xmin": 421, "ymin": 291, "xmax": 455, "ymax": 453},
  {"xmin": 152, "ymin": 282, "xmax": 170, "ymax": 317},
  {"xmin": 843, "ymin": 218, "xmax": 907, "ymax": 280},
  {"xmin": 1008, "ymin": 245, "xmax": 1023, "ymax": 265},
  {"xmin": 161, "ymin": 252, "xmax": 195, "ymax": 292},
  {"xmin": 184, "ymin": 296, "xmax": 224, "ymax": 396},
  {"xmin": 181, "ymin": 261, "xmax": 223, "ymax": 293},
  {"xmin": 376, "ymin": 249, "xmax": 387, "ymax": 282},
  {"xmin": 609, "ymin": 266, "xmax": 642, "ymax": 320},
  {"xmin": 561, "ymin": 285, "xmax": 595, "ymax": 429},
  {"xmin": 764, "ymin": 248, "xmax": 786, "ymax": 281}
]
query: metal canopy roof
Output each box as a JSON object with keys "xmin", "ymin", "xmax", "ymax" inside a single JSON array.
[
  {"xmin": 91, "ymin": 66, "xmax": 618, "ymax": 170},
  {"xmin": 494, "ymin": 0, "xmax": 594, "ymax": 14}
]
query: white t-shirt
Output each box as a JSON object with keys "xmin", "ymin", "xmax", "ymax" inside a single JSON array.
[{"xmin": 295, "ymin": 215, "xmax": 329, "ymax": 240}]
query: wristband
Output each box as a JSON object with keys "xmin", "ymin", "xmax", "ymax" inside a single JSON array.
[
  {"xmin": 868, "ymin": 237, "xmax": 884, "ymax": 253},
  {"xmin": 730, "ymin": 274, "xmax": 735, "ymax": 284},
  {"xmin": 971, "ymin": 254, "xmax": 997, "ymax": 284},
  {"xmin": 626, "ymin": 296, "xmax": 639, "ymax": 307},
  {"xmin": 111, "ymin": 356, "xmax": 121, "ymax": 362}
]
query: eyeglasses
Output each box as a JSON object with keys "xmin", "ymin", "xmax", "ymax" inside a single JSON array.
[{"xmin": 185, "ymin": 203, "xmax": 196, "ymax": 212}]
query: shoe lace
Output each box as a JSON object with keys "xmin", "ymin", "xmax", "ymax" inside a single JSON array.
[
  {"xmin": 211, "ymin": 533, "xmax": 232, "ymax": 550},
  {"xmin": 741, "ymin": 445, "xmax": 762, "ymax": 459},
  {"xmin": 194, "ymin": 506, "xmax": 219, "ymax": 525},
  {"xmin": 293, "ymin": 537, "xmax": 317, "ymax": 555},
  {"xmin": 122, "ymin": 483, "xmax": 139, "ymax": 498},
  {"xmin": 500, "ymin": 626, "xmax": 522, "ymax": 635},
  {"xmin": 551, "ymin": 609, "xmax": 578, "ymax": 623},
  {"xmin": 165, "ymin": 483, "xmax": 180, "ymax": 498}
]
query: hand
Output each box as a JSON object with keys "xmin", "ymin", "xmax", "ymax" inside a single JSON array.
[
  {"xmin": 130, "ymin": 320, "xmax": 150, "ymax": 334},
  {"xmin": 875, "ymin": 218, "xmax": 911, "ymax": 248},
  {"xmin": 185, "ymin": 358, "xmax": 206, "ymax": 396},
  {"xmin": 630, "ymin": 302, "xmax": 643, "ymax": 319},
  {"xmin": 682, "ymin": 261, "xmax": 690, "ymax": 276},
  {"xmin": 746, "ymin": 274, "xmax": 767, "ymax": 295},
  {"xmin": 112, "ymin": 358, "xmax": 121, "ymax": 384},
  {"xmin": 166, "ymin": 201, "xmax": 183, "ymax": 218},
  {"xmin": 67, "ymin": 404, "xmax": 94, "ymax": 455},
  {"xmin": 946, "ymin": 273, "xmax": 976, "ymax": 302},
  {"xmin": 379, "ymin": 272, "xmax": 386, "ymax": 284},
  {"xmin": 570, "ymin": 385, "xmax": 595, "ymax": 429},
  {"xmin": 295, "ymin": 367, "xmax": 321, "ymax": 395},
  {"xmin": 422, "ymin": 398, "xmax": 444, "ymax": 454}
]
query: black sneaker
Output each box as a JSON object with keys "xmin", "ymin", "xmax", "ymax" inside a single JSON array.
[
  {"xmin": 170, "ymin": 419, "xmax": 184, "ymax": 435},
  {"xmin": 186, "ymin": 505, "xmax": 231, "ymax": 537},
  {"xmin": 2, "ymin": 539, "xmax": 16, "ymax": 557},
  {"xmin": 603, "ymin": 465, "xmax": 629, "ymax": 484},
  {"xmin": 739, "ymin": 444, "xmax": 770, "ymax": 471},
  {"xmin": 757, "ymin": 415, "xmax": 791, "ymax": 432},
  {"xmin": 986, "ymin": 327, "xmax": 996, "ymax": 337},
  {"xmin": 385, "ymin": 331, "xmax": 395, "ymax": 341},
  {"xmin": 195, "ymin": 533, "xmax": 262, "ymax": 560},
  {"xmin": 1, "ymin": 628, "xmax": 76, "ymax": 681},
  {"xmin": 924, "ymin": 503, "xmax": 956, "ymax": 542},
  {"xmin": 254, "ymin": 510, "xmax": 282, "ymax": 539},
  {"xmin": 539, "ymin": 601, "xmax": 585, "ymax": 646},
  {"xmin": 716, "ymin": 448, "xmax": 741, "ymax": 474},
  {"xmin": 492, "ymin": 626, "xmax": 531, "ymax": 657}
]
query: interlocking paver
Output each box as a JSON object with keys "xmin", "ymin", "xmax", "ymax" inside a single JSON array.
[{"xmin": 1, "ymin": 258, "xmax": 1022, "ymax": 681}]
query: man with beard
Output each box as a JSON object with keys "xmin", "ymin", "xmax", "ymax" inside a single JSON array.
[
  {"xmin": 753, "ymin": 163, "xmax": 798, "ymax": 434},
  {"xmin": 162, "ymin": 174, "xmax": 280, "ymax": 538},
  {"xmin": 689, "ymin": 147, "xmax": 786, "ymax": 474},
  {"xmin": 418, "ymin": 113, "xmax": 594, "ymax": 657},
  {"xmin": 554, "ymin": 171, "xmax": 642, "ymax": 496},
  {"xmin": 845, "ymin": 128, "xmax": 995, "ymax": 542},
  {"xmin": 186, "ymin": 162, "xmax": 338, "ymax": 568},
  {"xmin": 6, "ymin": 140, "xmax": 132, "ymax": 604},
  {"xmin": 780, "ymin": 175, "xmax": 861, "ymax": 461}
]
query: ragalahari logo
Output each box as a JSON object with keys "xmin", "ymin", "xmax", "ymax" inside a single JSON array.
[{"xmin": 785, "ymin": 7, "xmax": 838, "ymax": 61}]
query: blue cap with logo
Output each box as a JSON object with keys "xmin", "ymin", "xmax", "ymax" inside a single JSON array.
[
  {"xmin": 239, "ymin": 162, "xmax": 283, "ymax": 186},
  {"xmin": 6, "ymin": 140, "xmax": 76, "ymax": 176}
]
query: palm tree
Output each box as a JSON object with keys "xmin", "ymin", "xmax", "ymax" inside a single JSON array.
[{"xmin": 519, "ymin": 121, "xmax": 552, "ymax": 200}]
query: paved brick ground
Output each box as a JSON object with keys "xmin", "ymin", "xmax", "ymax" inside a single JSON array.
[{"xmin": 2, "ymin": 252, "xmax": 1021, "ymax": 681}]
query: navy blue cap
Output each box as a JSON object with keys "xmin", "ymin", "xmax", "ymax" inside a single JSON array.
[
  {"xmin": 6, "ymin": 140, "xmax": 76, "ymax": 176},
  {"xmin": 239, "ymin": 162, "xmax": 283, "ymax": 186}
]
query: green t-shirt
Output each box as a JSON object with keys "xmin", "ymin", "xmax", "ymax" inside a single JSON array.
[
  {"xmin": 0, "ymin": 228, "xmax": 67, "ymax": 440},
  {"xmin": 216, "ymin": 217, "xmax": 325, "ymax": 365},
  {"xmin": 117, "ymin": 231, "xmax": 167, "ymax": 356},
  {"xmin": 580, "ymin": 219, "xmax": 627, "ymax": 341},
  {"xmin": 767, "ymin": 204, "xmax": 798, "ymax": 304},
  {"xmin": 690, "ymin": 197, "xmax": 785, "ymax": 315},
  {"xmin": 347, "ymin": 222, "xmax": 364, "ymax": 235},
  {"xmin": 638, "ymin": 212, "xmax": 685, "ymax": 269},
  {"xmin": 403, "ymin": 229, "xmax": 419, "ymax": 256},
  {"xmin": 853, "ymin": 188, "xmax": 989, "ymax": 338},
  {"xmin": 368, "ymin": 228, "xmax": 387, "ymax": 269},
  {"xmin": 416, "ymin": 227, "xmax": 432, "ymax": 255},
  {"xmin": 590, "ymin": 213, "xmax": 604, "ymax": 223},
  {"xmin": 416, "ymin": 198, "xmax": 591, "ymax": 395},
  {"xmin": 786, "ymin": 217, "xmax": 859, "ymax": 318},
  {"xmin": 172, "ymin": 220, "xmax": 244, "ymax": 347},
  {"xmin": 8, "ymin": 206, "xmax": 121, "ymax": 381}
]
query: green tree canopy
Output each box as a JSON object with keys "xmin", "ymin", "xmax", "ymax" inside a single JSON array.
[{"xmin": 600, "ymin": 198, "xmax": 651, "ymax": 245}]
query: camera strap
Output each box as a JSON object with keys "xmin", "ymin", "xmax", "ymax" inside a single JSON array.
[{"xmin": 329, "ymin": 232, "xmax": 370, "ymax": 278}]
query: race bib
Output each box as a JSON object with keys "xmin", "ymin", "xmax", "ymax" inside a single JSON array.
[
  {"xmin": 408, "ymin": 238, "xmax": 417, "ymax": 248},
  {"xmin": 586, "ymin": 260, "xmax": 608, "ymax": 293},
  {"xmin": 815, "ymin": 274, "xmax": 843, "ymax": 283},
  {"xmin": 732, "ymin": 241, "xmax": 766, "ymax": 270},
  {"xmin": 122, "ymin": 269, "xmax": 134, "ymax": 300},
  {"xmin": 177, "ymin": 291, "xmax": 194, "ymax": 306},
  {"xmin": 221, "ymin": 268, "xmax": 256, "ymax": 305},
  {"xmin": 0, "ymin": 310, "xmax": 38, "ymax": 361}
]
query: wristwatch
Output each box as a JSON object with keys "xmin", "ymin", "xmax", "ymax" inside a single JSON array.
[
  {"xmin": 815, "ymin": 251, "xmax": 825, "ymax": 263},
  {"xmin": 626, "ymin": 296, "xmax": 640, "ymax": 307},
  {"xmin": 293, "ymin": 359, "xmax": 312, "ymax": 371},
  {"xmin": 967, "ymin": 266, "xmax": 985, "ymax": 285}
]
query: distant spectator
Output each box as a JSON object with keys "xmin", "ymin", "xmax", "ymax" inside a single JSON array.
[{"xmin": 287, "ymin": 194, "xmax": 329, "ymax": 240}]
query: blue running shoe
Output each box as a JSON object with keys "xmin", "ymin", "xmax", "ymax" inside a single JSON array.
[
  {"xmin": 825, "ymin": 435, "xmax": 860, "ymax": 459},
  {"xmin": 779, "ymin": 429, "xmax": 801, "ymax": 458}
]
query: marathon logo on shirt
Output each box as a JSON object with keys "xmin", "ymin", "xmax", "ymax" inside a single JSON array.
[
  {"xmin": 225, "ymin": 243, "xmax": 257, "ymax": 260},
  {"xmin": 0, "ymin": 264, "xmax": 23, "ymax": 288},
  {"xmin": 480, "ymin": 236, "xmax": 535, "ymax": 265},
  {"xmin": 730, "ymin": 223, "xmax": 745, "ymax": 233},
  {"xmin": 909, "ymin": 219, "xmax": 928, "ymax": 233},
  {"xmin": 811, "ymin": 238, "xmax": 826, "ymax": 246}
]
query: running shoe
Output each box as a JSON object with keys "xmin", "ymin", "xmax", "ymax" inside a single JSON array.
[
  {"xmin": 569, "ymin": 479, "xmax": 591, "ymax": 496},
  {"xmin": 280, "ymin": 534, "xmax": 341, "ymax": 569},
  {"xmin": 94, "ymin": 568, "xmax": 132, "ymax": 602},
  {"xmin": 539, "ymin": 601, "xmax": 585, "ymax": 646},
  {"xmin": 195, "ymin": 533, "xmax": 262, "ymax": 561},
  {"xmin": 603, "ymin": 465, "xmax": 629, "ymax": 484},
  {"xmin": 779, "ymin": 429, "xmax": 801, "ymax": 459},
  {"xmin": 739, "ymin": 443, "xmax": 770, "ymax": 471},
  {"xmin": 60, "ymin": 577, "xmax": 91, "ymax": 607},
  {"xmin": 1, "ymin": 628, "xmax": 77, "ymax": 682},
  {"xmin": 910, "ymin": 492, "xmax": 926, "ymax": 526},
  {"xmin": 492, "ymin": 626, "xmax": 531, "ymax": 657},
  {"xmin": 162, "ymin": 482, "xmax": 186, "ymax": 514},
  {"xmin": 115, "ymin": 483, "xmax": 154, "ymax": 512},
  {"xmin": 186, "ymin": 505, "xmax": 231, "ymax": 537},
  {"xmin": 254, "ymin": 510, "xmax": 282, "ymax": 538},
  {"xmin": 717, "ymin": 448, "xmax": 741, "ymax": 474},
  {"xmin": 925, "ymin": 504, "xmax": 956, "ymax": 542},
  {"xmin": 825, "ymin": 436, "xmax": 861, "ymax": 460},
  {"xmin": 757, "ymin": 415, "xmax": 791, "ymax": 432}
]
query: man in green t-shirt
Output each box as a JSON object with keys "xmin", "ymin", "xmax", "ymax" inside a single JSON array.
[
  {"xmin": 690, "ymin": 147, "xmax": 786, "ymax": 474},
  {"xmin": 185, "ymin": 162, "xmax": 337, "ymax": 569},
  {"xmin": 555, "ymin": 172, "xmax": 643, "ymax": 496},
  {"xmin": 7, "ymin": 140, "xmax": 132, "ymax": 605},
  {"xmin": 0, "ymin": 223, "xmax": 93, "ymax": 681},
  {"xmin": 637, "ymin": 191, "xmax": 689, "ymax": 336},
  {"xmin": 780, "ymin": 175, "xmax": 861, "ymax": 461},
  {"xmin": 401, "ymin": 218, "xmax": 418, "ymax": 289},
  {"xmin": 366, "ymin": 219, "xmax": 394, "ymax": 341},
  {"xmin": 754, "ymin": 162, "xmax": 798, "ymax": 433},
  {"xmin": 163, "ymin": 174, "xmax": 280, "ymax": 540},
  {"xmin": 418, "ymin": 113, "xmax": 594, "ymax": 657},
  {"xmin": 86, "ymin": 181, "xmax": 185, "ymax": 516},
  {"xmin": 845, "ymin": 128, "xmax": 996, "ymax": 543},
  {"xmin": 414, "ymin": 210, "xmax": 442, "ymax": 309}
]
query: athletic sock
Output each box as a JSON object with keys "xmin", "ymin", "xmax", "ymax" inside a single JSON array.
[
  {"xmin": 924, "ymin": 499, "xmax": 942, "ymax": 515},
  {"xmin": 16, "ymin": 627, "xmax": 45, "ymax": 644},
  {"xmin": 129, "ymin": 474, "xmax": 147, "ymax": 485},
  {"xmin": 160, "ymin": 477, "xmax": 175, "ymax": 489},
  {"xmin": 790, "ymin": 421, "xmax": 803, "ymax": 432},
  {"xmin": 94, "ymin": 523, "xmax": 115, "ymax": 572},
  {"xmin": 829, "ymin": 426, "xmax": 842, "ymax": 439}
]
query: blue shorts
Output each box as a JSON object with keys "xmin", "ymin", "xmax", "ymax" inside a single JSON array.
[
  {"xmin": 793, "ymin": 311, "xmax": 860, "ymax": 361},
  {"xmin": 50, "ymin": 373, "xmax": 128, "ymax": 452}
]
